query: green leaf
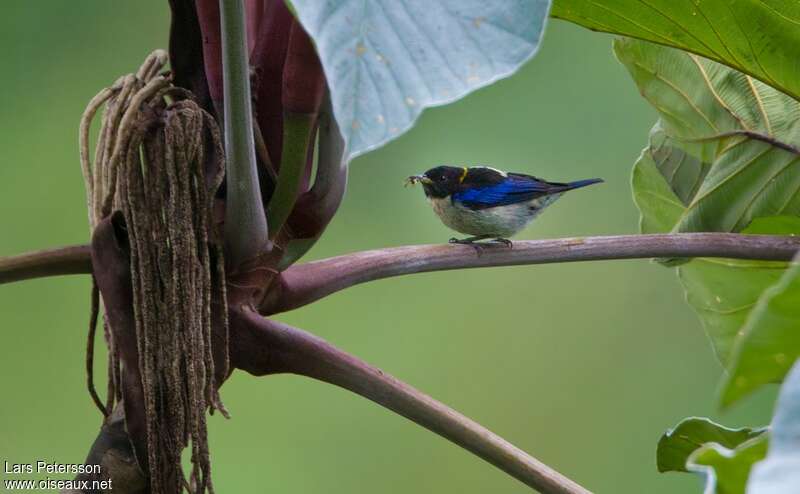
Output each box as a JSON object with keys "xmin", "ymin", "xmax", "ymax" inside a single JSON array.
[
  {"xmin": 291, "ymin": 0, "xmax": 551, "ymax": 160},
  {"xmin": 657, "ymin": 417, "xmax": 765, "ymax": 474},
  {"xmin": 615, "ymin": 38, "xmax": 800, "ymax": 235},
  {"xmin": 741, "ymin": 216, "xmax": 800, "ymax": 236},
  {"xmin": 220, "ymin": 0, "xmax": 269, "ymax": 264},
  {"xmin": 633, "ymin": 132, "xmax": 797, "ymax": 364},
  {"xmin": 687, "ymin": 434, "xmax": 769, "ymax": 494},
  {"xmin": 677, "ymin": 254, "xmax": 789, "ymax": 364},
  {"xmin": 721, "ymin": 252, "xmax": 800, "ymax": 407},
  {"xmin": 630, "ymin": 131, "xmax": 687, "ymax": 235},
  {"xmin": 552, "ymin": 0, "xmax": 800, "ymax": 102},
  {"xmin": 621, "ymin": 37, "xmax": 800, "ymax": 364},
  {"xmin": 748, "ymin": 360, "xmax": 800, "ymax": 493}
]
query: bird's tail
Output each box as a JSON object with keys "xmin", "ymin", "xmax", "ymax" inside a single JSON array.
[{"xmin": 563, "ymin": 178, "xmax": 604, "ymax": 191}]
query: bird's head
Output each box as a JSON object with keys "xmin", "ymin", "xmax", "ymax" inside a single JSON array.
[{"xmin": 407, "ymin": 166, "xmax": 467, "ymax": 198}]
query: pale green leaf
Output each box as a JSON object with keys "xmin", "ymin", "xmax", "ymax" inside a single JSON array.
[
  {"xmin": 748, "ymin": 360, "xmax": 800, "ymax": 493},
  {"xmin": 291, "ymin": 0, "xmax": 551, "ymax": 160}
]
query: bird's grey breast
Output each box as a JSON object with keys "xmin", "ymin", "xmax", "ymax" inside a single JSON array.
[{"xmin": 428, "ymin": 194, "xmax": 562, "ymax": 237}]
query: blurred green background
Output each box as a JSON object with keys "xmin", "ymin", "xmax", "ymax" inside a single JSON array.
[{"xmin": 0, "ymin": 2, "xmax": 778, "ymax": 493}]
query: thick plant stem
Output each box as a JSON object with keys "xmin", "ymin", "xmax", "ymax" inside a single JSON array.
[
  {"xmin": 220, "ymin": 0, "xmax": 270, "ymax": 265},
  {"xmin": 262, "ymin": 233, "xmax": 800, "ymax": 313},
  {"xmin": 231, "ymin": 310, "xmax": 592, "ymax": 494},
  {"xmin": 4, "ymin": 233, "xmax": 799, "ymax": 289},
  {"xmin": 0, "ymin": 245, "xmax": 91, "ymax": 284}
]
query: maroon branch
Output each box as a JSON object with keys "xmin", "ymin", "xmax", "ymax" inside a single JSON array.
[
  {"xmin": 229, "ymin": 308, "xmax": 591, "ymax": 494},
  {"xmin": 80, "ymin": 214, "xmax": 591, "ymax": 493},
  {"xmin": 4, "ymin": 234, "xmax": 799, "ymax": 293},
  {"xmin": 261, "ymin": 233, "xmax": 800, "ymax": 314},
  {"xmin": 0, "ymin": 244, "xmax": 91, "ymax": 284}
]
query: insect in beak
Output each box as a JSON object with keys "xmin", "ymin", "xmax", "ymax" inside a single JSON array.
[{"xmin": 405, "ymin": 174, "xmax": 432, "ymax": 186}]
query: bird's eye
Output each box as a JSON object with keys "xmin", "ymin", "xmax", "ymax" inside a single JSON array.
[{"xmin": 439, "ymin": 175, "xmax": 446, "ymax": 181}]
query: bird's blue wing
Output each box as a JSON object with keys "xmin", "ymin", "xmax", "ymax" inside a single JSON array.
[{"xmin": 453, "ymin": 175, "xmax": 556, "ymax": 210}]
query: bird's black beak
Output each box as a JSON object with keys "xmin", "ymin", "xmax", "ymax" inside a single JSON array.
[{"xmin": 405, "ymin": 174, "xmax": 432, "ymax": 186}]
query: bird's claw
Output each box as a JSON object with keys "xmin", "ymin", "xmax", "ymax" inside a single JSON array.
[
  {"xmin": 449, "ymin": 237, "xmax": 486, "ymax": 255},
  {"xmin": 448, "ymin": 236, "xmax": 512, "ymax": 255},
  {"xmin": 492, "ymin": 238, "xmax": 513, "ymax": 248}
]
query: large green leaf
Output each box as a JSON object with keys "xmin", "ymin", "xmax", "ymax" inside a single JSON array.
[
  {"xmin": 616, "ymin": 38, "xmax": 800, "ymax": 235},
  {"xmin": 657, "ymin": 417, "xmax": 765, "ymax": 473},
  {"xmin": 721, "ymin": 253, "xmax": 800, "ymax": 407},
  {"xmin": 552, "ymin": 0, "xmax": 800, "ymax": 102},
  {"xmin": 621, "ymin": 38, "xmax": 800, "ymax": 364},
  {"xmin": 678, "ymin": 254, "xmax": 789, "ymax": 364},
  {"xmin": 632, "ymin": 131, "xmax": 796, "ymax": 363}
]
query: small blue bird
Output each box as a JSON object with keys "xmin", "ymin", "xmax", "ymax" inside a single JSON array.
[{"xmin": 407, "ymin": 165, "xmax": 603, "ymax": 246}]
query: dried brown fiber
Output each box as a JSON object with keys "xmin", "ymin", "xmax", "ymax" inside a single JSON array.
[{"xmin": 79, "ymin": 50, "xmax": 228, "ymax": 494}]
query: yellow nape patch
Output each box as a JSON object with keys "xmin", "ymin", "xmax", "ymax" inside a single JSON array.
[{"xmin": 458, "ymin": 167, "xmax": 468, "ymax": 183}]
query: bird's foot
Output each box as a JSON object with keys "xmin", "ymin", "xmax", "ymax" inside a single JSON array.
[
  {"xmin": 449, "ymin": 236, "xmax": 487, "ymax": 255},
  {"xmin": 449, "ymin": 237, "xmax": 471, "ymax": 244},
  {"xmin": 492, "ymin": 238, "xmax": 513, "ymax": 248},
  {"xmin": 448, "ymin": 236, "xmax": 511, "ymax": 254}
]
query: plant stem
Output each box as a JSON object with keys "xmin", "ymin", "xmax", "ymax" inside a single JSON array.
[
  {"xmin": 4, "ymin": 233, "xmax": 798, "ymax": 289},
  {"xmin": 280, "ymin": 94, "xmax": 348, "ymax": 267},
  {"xmin": 0, "ymin": 245, "xmax": 91, "ymax": 284},
  {"xmin": 266, "ymin": 113, "xmax": 315, "ymax": 238},
  {"xmin": 231, "ymin": 310, "xmax": 592, "ymax": 494},
  {"xmin": 220, "ymin": 0, "xmax": 270, "ymax": 265},
  {"xmin": 261, "ymin": 233, "xmax": 800, "ymax": 313},
  {"xmin": 267, "ymin": 21, "xmax": 326, "ymax": 241}
]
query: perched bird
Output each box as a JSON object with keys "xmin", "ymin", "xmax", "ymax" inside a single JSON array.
[{"xmin": 406, "ymin": 165, "xmax": 603, "ymax": 246}]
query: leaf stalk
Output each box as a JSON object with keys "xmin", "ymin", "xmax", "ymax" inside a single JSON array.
[{"xmin": 219, "ymin": 0, "xmax": 270, "ymax": 265}]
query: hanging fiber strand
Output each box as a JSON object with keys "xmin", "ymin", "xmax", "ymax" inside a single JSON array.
[{"xmin": 79, "ymin": 50, "xmax": 229, "ymax": 494}]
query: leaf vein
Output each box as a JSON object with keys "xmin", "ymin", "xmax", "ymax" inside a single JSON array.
[
  {"xmin": 631, "ymin": 60, "xmax": 719, "ymax": 132},
  {"xmin": 688, "ymin": 54, "xmax": 749, "ymax": 130},
  {"xmin": 746, "ymin": 76, "xmax": 772, "ymax": 135},
  {"xmin": 635, "ymin": 0, "xmax": 724, "ymax": 60}
]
